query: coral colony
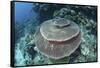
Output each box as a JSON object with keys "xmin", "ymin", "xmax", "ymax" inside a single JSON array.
[{"xmin": 35, "ymin": 18, "xmax": 81, "ymax": 59}]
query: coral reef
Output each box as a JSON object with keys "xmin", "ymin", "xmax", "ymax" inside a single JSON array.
[{"xmin": 14, "ymin": 3, "xmax": 97, "ymax": 66}]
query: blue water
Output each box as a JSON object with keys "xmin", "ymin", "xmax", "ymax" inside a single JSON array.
[
  {"xmin": 14, "ymin": 2, "xmax": 39, "ymax": 66},
  {"xmin": 15, "ymin": 2, "xmax": 38, "ymax": 24}
]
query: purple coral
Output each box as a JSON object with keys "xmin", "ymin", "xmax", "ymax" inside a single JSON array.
[{"xmin": 35, "ymin": 18, "xmax": 81, "ymax": 59}]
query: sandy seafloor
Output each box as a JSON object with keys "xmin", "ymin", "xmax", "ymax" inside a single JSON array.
[{"xmin": 13, "ymin": 2, "xmax": 97, "ymax": 66}]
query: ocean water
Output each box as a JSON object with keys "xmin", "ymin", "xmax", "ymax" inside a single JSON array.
[
  {"xmin": 15, "ymin": 2, "xmax": 39, "ymax": 27},
  {"xmin": 14, "ymin": 2, "xmax": 39, "ymax": 66},
  {"xmin": 13, "ymin": 2, "xmax": 97, "ymax": 66}
]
